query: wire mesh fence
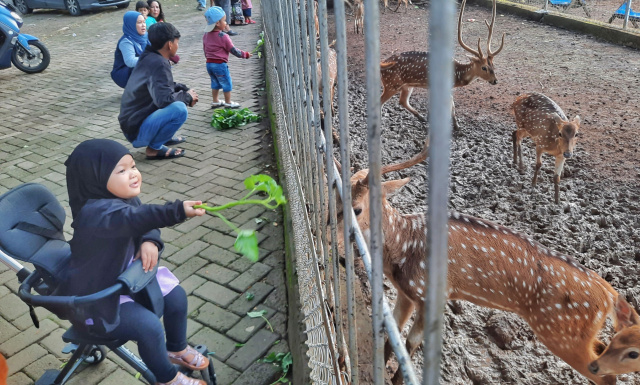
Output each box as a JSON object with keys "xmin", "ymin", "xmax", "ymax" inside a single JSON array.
[{"xmin": 262, "ymin": 0, "xmax": 456, "ymax": 383}]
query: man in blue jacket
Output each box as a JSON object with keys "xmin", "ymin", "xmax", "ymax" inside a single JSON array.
[{"xmin": 118, "ymin": 22, "xmax": 199, "ymax": 160}]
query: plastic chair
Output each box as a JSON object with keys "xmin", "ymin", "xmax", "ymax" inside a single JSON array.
[
  {"xmin": 609, "ymin": 1, "xmax": 640, "ymax": 27},
  {"xmin": 0, "ymin": 183, "xmax": 217, "ymax": 385},
  {"xmin": 547, "ymin": 0, "xmax": 591, "ymax": 17}
]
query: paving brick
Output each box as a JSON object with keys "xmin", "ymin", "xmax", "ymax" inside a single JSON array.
[
  {"xmin": 199, "ymin": 244, "xmax": 240, "ymax": 266},
  {"xmin": 210, "ymin": 356, "xmax": 241, "ymax": 385},
  {"xmin": 226, "ymin": 329, "xmax": 280, "ymax": 371},
  {"xmin": 228, "ymin": 262, "xmax": 272, "ymax": 292},
  {"xmin": 0, "ymin": 315, "xmax": 20, "ymax": 344},
  {"xmin": 228, "ymin": 282, "xmax": 274, "ymax": 316},
  {"xmin": 7, "ymin": 372, "xmax": 32, "ymax": 385},
  {"xmin": 0, "ymin": 319, "xmax": 57, "ymax": 356},
  {"xmin": 39, "ymin": 328, "xmax": 69, "ymax": 360},
  {"xmin": 181, "ymin": 275, "xmax": 207, "ymax": 295},
  {"xmin": 195, "ymin": 302, "xmax": 241, "ymax": 333},
  {"xmin": 65, "ymin": 358, "xmax": 118, "ymax": 385},
  {"xmin": 97, "ymin": 367, "xmax": 140, "ymax": 385},
  {"xmin": 22, "ymin": 353, "xmax": 64, "ymax": 382},
  {"xmin": 7, "ymin": 344, "xmax": 48, "ymax": 376},
  {"xmin": 166, "ymin": 240, "xmax": 209, "ymax": 265},
  {"xmin": 194, "ymin": 281, "xmax": 239, "ymax": 308},
  {"xmin": 170, "ymin": 227, "xmax": 211, "ymax": 248},
  {"xmin": 226, "ymin": 306, "xmax": 277, "ymax": 343},
  {"xmin": 172, "ymin": 256, "xmax": 208, "ymax": 281},
  {"xmin": 201, "ymin": 230, "xmax": 237, "ymax": 250},
  {"xmin": 189, "ymin": 328, "xmax": 237, "ymax": 361},
  {"xmin": 197, "ymin": 263, "xmax": 240, "ymax": 285}
]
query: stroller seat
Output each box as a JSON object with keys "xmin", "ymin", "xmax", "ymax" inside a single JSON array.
[{"xmin": 0, "ymin": 183, "xmax": 217, "ymax": 385}]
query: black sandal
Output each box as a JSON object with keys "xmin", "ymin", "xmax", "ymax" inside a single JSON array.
[
  {"xmin": 146, "ymin": 146, "xmax": 185, "ymax": 160},
  {"xmin": 165, "ymin": 136, "xmax": 186, "ymax": 146}
]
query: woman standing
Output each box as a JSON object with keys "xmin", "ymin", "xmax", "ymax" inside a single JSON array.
[{"xmin": 111, "ymin": 11, "xmax": 149, "ymax": 89}]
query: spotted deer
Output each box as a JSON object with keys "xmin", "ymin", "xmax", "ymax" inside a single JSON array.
[
  {"xmin": 589, "ymin": 296, "xmax": 640, "ymax": 378},
  {"xmin": 335, "ymin": 147, "xmax": 633, "ymax": 385},
  {"xmin": 379, "ymin": 0, "xmax": 504, "ymax": 130},
  {"xmin": 382, "ymin": 0, "xmax": 409, "ymax": 12},
  {"xmin": 512, "ymin": 92, "xmax": 581, "ymax": 204},
  {"xmin": 353, "ymin": 0, "xmax": 364, "ymax": 35},
  {"xmin": 317, "ymin": 42, "xmax": 337, "ymax": 115}
]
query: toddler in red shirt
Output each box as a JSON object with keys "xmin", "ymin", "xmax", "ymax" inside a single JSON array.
[{"xmin": 203, "ymin": 6, "xmax": 252, "ymax": 109}]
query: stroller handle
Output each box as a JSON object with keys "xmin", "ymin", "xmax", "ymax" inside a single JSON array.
[{"xmin": 19, "ymin": 270, "xmax": 126, "ymax": 308}]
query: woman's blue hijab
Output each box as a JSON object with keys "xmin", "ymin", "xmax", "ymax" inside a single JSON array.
[{"xmin": 122, "ymin": 11, "xmax": 148, "ymax": 55}]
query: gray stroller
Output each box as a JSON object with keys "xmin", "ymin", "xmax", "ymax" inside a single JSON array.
[{"xmin": 0, "ymin": 183, "xmax": 217, "ymax": 385}]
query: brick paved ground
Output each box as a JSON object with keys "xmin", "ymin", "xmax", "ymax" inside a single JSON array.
[{"xmin": 0, "ymin": 0, "xmax": 290, "ymax": 384}]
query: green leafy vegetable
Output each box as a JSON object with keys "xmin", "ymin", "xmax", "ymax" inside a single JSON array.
[
  {"xmin": 247, "ymin": 309, "xmax": 273, "ymax": 333},
  {"xmin": 246, "ymin": 292, "xmax": 255, "ymax": 301},
  {"xmin": 261, "ymin": 352, "xmax": 292, "ymax": 384},
  {"xmin": 195, "ymin": 174, "xmax": 287, "ymax": 262},
  {"xmin": 211, "ymin": 108, "xmax": 262, "ymax": 130},
  {"xmin": 251, "ymin": 31, "xmax": 265, "ymax": 56}
]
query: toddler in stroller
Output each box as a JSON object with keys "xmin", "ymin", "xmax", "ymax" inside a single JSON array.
[{"xmin": 0, "ymin": 139, "xmax": 217, "ymax": 385}]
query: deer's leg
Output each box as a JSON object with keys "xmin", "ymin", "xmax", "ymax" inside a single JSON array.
[
  {"xmin": 450, "ymin": 96, "xmax": 459, "ymax": 131},
  {"xmin": 553, "ymin": 156, "xmax": 566, "ymax": 204},
  {"xmin": 532, "ymin": 147, "xmax": 543, "ymax": 186},
  {"xmin": 384, "ymin": 290, "xmax": 415, "ymax": 363},
  {"xmin": 399, "ymin": 87, "xmax": 426, "ymax": 122},
  {"xmin": 380, "ymin": 85, "xmax": 400, "ymax": 107},
  {"xmin": 390, "ymin": 302, "xmax": 425, "ymax": 385}
]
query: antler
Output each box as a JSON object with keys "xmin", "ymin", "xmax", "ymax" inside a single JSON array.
[
  {"xmin": 485, "ymin": 0, "xmax": 505, "ymax": 56},
  {"xmin": 360, "ymin": 139, "xmax": 429, "ymax": 186},
  {"xmin": 457, "ymin": 0, "xmax": 481, "ymax": 58}
]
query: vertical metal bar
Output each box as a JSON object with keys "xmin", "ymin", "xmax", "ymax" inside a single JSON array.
[
  {"xmin": 543, "ymin": 0, "xmax": 549, "ymax": 12},
  {"xmin": 423, "ymin": 0, "xmax": 454, "ymax": 383},
  {"xmin": 624, "ymin": 0, "xmax": 633, "ymax": 29},
  {"xmin": 363, "ymin": 0, "xmax": 384, "ymax": 383},
  {"xmin": 333, "ymin": 0, "xmax": 357, "ymax": 383}
]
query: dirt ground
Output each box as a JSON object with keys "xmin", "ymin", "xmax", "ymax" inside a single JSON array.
[{"xmin": 326, "ymin": 2, "xmax": 640, "ymax": 384}]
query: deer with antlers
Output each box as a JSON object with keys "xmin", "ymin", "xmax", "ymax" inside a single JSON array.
[
  {"xmin": 512, "ymin": 92, "xmax": 581, "ymax": 204},
  {"xmin": 334, "ymin": 146, "xmax": 633, "ymax": 385},
  {"xmin": 379, "ymin": 0, "xmax": 504, "ymax": 130}
]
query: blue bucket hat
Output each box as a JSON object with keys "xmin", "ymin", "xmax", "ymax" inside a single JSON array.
[{"xmin": 204, "ymin": 6, "xmax": 226, "ymax": 32}]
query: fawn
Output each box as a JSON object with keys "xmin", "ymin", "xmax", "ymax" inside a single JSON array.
[
  {"xmin": 379, "ymin": 0, "xmax": 504, "ymax": 130},
  {"xmin": 353, "ymin": 0, "xmax": 364, "ymax": 35},
  {"xmin": 317, "ymin": 42, "xmax": 337, "ymax": 115},
  {"xmin": 512, "ymin": 92, "xmax": 581, "ymax": 204},
  {"xmin": 589, "ymin": 296, "xmax": 640, "ymax": 379},
  {"xmin": 335, "ymin": 146, "xmax": 632, "ymax": 385}
]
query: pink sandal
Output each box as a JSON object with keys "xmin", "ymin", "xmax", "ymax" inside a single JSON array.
[
  {"xmin": 157, "ymin": 372, "xmax": 206, "ymax": 385},
  {"xmin": 167, "ymin": 345, "xmax": 210, "ymax": 371}
]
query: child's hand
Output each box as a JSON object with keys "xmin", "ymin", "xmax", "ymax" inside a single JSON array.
[
  {"xmin": 184, "ymin": 201, "xmax": 206, "ymax": 217},
  {"xmin": 247, "ymin": 52, "xmax": 253, "ymax": 58},
  {"xmin": 136, "ymin": 241, "xmax": 159, "ymax": 273}
]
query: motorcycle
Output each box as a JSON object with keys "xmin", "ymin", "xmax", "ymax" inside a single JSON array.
[{"xmin": 0, "ymin": 0, "xmax": 50, "ymax": 73}]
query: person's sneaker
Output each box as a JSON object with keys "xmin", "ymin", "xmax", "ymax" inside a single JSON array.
[
  {"xmin": 227, "ymin": 30, "xmax": 239, "ymax": 36},
  {"xmin": 224, "ymin": 101, "xmax": 240, "ymax": 109},
  {"xmin": 211, "ymin": 101, "xmax": 224, "ymax": 108},
  {"xmin": 196, "ymin": 4, "xmax": 204, "ymax": 10}
]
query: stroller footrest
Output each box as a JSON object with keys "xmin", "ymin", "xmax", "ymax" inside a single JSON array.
[
  {"xmin": 35, "ymin": 369, "xmax": 61, "ymax": 385},
  {"xmin": 61, "ymin": 343, "xmax": 78, "ymax": 355}
]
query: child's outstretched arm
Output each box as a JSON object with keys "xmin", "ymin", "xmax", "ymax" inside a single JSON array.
[{"xmin": 230, "ymin": 46, "xmax": 251, "ymax": 59}]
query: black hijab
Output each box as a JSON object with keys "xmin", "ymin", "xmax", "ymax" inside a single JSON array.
[{"xmin": 65, "ymin": 139, "xmax": 132, "ymax": 218}]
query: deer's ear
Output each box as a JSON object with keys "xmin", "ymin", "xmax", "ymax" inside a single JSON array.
[
  {"xmin": 615, "ymin": 296, "xmax": 640, "ymax": 330},
  {"xmin": 572, "ymin": 115, "xmax": 581, "ymax": 127},
  {"xmin": 382, "ymin": 178, "xmax": 410, "ymax": 196}
]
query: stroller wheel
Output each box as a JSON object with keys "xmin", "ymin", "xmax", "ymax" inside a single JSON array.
[{"xmin": 85, "ymin": 345, "xmax": 107, "ymax": 365}]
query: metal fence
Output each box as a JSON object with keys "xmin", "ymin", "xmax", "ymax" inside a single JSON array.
[{"xmin": 262, "ymin": 0, "xmax": 455, "ymax": 384}]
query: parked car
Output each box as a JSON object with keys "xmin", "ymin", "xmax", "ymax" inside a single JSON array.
[{"xmin": 12, "ymin": 0, "xmax": 129, "ymax": 16}]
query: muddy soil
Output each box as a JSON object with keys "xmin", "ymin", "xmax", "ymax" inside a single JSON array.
[{"xmin": 327, "ymin": 2, "xmax": 640, "ymax": 384}]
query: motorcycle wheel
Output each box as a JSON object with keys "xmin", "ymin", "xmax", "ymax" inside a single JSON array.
[
  {"xmin": 13, "ymin": 0, "xmax": 33, "ymax": 14},
  {"xmin": 66, "ymin": 0, "xmax": 81, "ymax": 16},
  {"xmin": 11, "ymin": 41, "xmax": 50, "ymax": 74}
]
